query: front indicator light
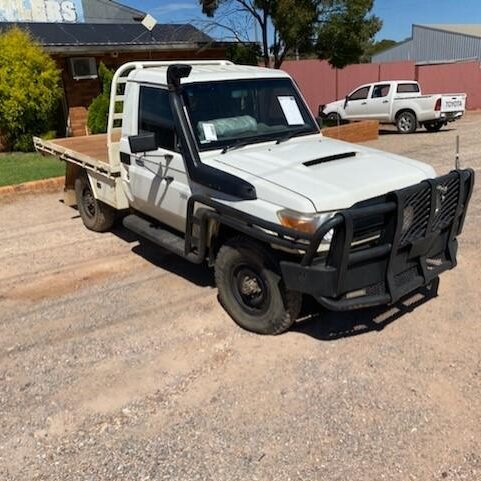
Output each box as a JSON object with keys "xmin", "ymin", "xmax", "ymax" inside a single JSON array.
[{"xmin": 277, "ymin": 209, "xmax": 322, "ymax": 235}]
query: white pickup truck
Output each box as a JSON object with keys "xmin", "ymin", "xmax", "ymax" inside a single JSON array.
[
  {"xmin": 321, "ymin": 81, "xmax": 466, "ymax": 134},
  {"xmin": 35, "ymin": 61, "xmax": 474, "ymax": 335}
]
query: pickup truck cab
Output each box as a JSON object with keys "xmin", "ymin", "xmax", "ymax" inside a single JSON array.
[
  {"xmin": 322, "ymin": 81, "xmax": 466, "ymax": 134},
  {"xmin": 35, "ymin": 62, "xmax": 474, "ymax": 335}
]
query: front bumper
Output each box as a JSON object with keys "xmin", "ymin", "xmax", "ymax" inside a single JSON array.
[{"xmin": 280, "ymin": 169, "xmax": 474, "ymax": 311}]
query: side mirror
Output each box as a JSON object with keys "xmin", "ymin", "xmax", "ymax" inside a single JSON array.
[{"xmin": 128, "ymin": 132, "xmax": 157, "ymax": 154}]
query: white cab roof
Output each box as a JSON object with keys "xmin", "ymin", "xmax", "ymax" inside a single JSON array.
[{"xmin": 127, "ymin": 61, "xmax": 291, "ymax": 86}]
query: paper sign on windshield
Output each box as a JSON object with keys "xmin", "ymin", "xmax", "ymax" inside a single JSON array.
[
  {"xmin": 202, "ymin": 123, "xmax": 218, "ymax": 142},
  {"xmin": 278, "ymin": 96, "xmax": 304, "ymax": 125}
]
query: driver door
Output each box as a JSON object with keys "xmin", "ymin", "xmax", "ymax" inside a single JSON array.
[
  {"xmin": 125, "ymin": 85, "xmax": 190, "ymax": 233},
  {"xmin": 344, "ymin": 85, "xmax": 372, "ymax": 120}
]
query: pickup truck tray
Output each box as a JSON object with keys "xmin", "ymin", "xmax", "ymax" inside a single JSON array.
[{"xmin": 34, "ymin": 134, "xmax": 120, "ymax": 178}]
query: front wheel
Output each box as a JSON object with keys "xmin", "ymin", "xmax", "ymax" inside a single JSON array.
[
  {"xmin": 215, "ymin": 237, "xmax": 302, "ymax": 335},
  {"xmin": 326, "ymin": 112, "xmax": 343, "ymax": 124},
  {"xmin": 396, "ymin": 111, "xmax": 417, "ymax": 134},
  {"xmin": 74, "ymin": 175, "xmax": 115, "ymax": 232},
  {"xmin": 424, "ymin": 121, "xmax": 444, "ymax": 132}
]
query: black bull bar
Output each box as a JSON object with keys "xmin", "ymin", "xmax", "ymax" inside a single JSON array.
[{"xmin": 280, "ymin": 168, "xmax": 474, "ymax": 310}]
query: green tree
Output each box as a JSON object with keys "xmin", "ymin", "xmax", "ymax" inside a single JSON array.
[
  {"xmin": 315, "ymin": 0, "xmax": 382, "ymax": 67},
  {"xmin": 225, "ymin": 42, "xmax": 262, "ymax": 65},
  {"xmin": 361, "ymin": 38, "xmax": 397, "ymax": 62},
  {"xmin": 87, "ymin": 63, "xmax": 114, "ymax": 135},
  {"xmin": 199, "ymin": 0, "xmax": 381, "ymax": 68},
  {"xmin": 0, "ymin": 27, "xmax": 61, "ymax": 151}
]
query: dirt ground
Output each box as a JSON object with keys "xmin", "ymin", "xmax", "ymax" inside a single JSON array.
[{"xmin": 1, "ymin": 115, "xmax": 480, "ymax": 481}]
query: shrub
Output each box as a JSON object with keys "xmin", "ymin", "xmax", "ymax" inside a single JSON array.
[
  {"xmin": 87, "ymin": 95, "xmax": 110, "ymax": 135},
  {"xmin": 0, "ymin": 27, "xmax": 61, "ymax": 151},
  {"xmin": 87, "ymin": 62, "xmax": 114, "ymax": 134}
]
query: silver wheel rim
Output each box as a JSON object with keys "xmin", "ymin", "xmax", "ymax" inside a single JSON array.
[{"xmin": 399, "ymin": 115, "xmax": 413, "ymax": 132}]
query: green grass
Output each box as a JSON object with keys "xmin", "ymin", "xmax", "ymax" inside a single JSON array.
[{"xmin": 0, "ymin": 152, "xmax": 65, "ymax": 187}]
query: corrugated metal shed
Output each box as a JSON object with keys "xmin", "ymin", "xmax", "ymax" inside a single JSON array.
[{"xmin": 373, "ymin": 24, "xmax": 481, "ymax": 64}]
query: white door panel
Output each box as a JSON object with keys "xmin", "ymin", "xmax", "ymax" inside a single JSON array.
[
  {"xmin": 365, "ymin": 84, "xmax": 392, "ymax": 121},
  {"xmin": 129, "ymin": 150, "xmax": 190, "ymax": 232},
  {"xmin": 344, "ymin": 85, "xmax": 372, "ymax": 120}
]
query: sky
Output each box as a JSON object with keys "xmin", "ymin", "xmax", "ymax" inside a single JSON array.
[{"xmin": 122, "ymin": 0, "xmax": 481, "ymax": 42}]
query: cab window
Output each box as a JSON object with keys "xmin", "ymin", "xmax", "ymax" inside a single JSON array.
[
  {"xmin": 371, "ymin": 84, "xmax": 391, "ymax": 98},
  {"xmin": 138, "ymin": 86, "xmax": 176, "ymax": 151},
  {"xmin": 397, "ymin": 83, "xmax": 420, "ymax": 93},
  {"xmin": 349, "ymin": 86, "xmax": 370, "ymax": 101}
]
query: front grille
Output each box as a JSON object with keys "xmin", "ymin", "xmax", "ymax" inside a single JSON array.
[
  {"xmin": 399, "ymin": 175, "xmax": 461, "ymax": 247},
  {"xmin": 400, "ymin": 186, "xmax": 431, "ymax": 246},
  {"xmin": 432, "ymin": 175, "xmax": 460, "ymax": 231}
]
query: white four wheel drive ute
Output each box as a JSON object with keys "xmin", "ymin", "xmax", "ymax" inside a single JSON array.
[
  {"xmin": 321, "ymin": 80, "xmax": 466, "ymax": 134},
  {"xmin": 35, "ymin": 61, "xmax": 474, "ymax": 335}
]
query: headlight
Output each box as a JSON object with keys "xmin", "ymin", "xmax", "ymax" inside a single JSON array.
[{"xmin": 277, "ymin": 209, "xmax": 335, "ymax": 240}]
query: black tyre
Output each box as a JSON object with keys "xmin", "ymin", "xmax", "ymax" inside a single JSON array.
[
  {"xmin": 74, "ymin": 175, "xmax": 115, "ymax": 232},
  {"xmin": 215, "ymin": 237, "xmax": 302, "ymax": 335},
  {"xmin": 396, "ymin": 111, "xmax": 417, "ymax": 134},
  {"xmin": 326, "ymin": 112, "xmax": 343, "ymax": 124},
  {"xmin": 424, "ymin": 121, "xmax": 443, "ymax": 132}
]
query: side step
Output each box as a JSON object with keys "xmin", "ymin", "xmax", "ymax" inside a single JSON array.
[{"xmin": 123, "ymin": 214, "xmax": 203, "ymax": 264}]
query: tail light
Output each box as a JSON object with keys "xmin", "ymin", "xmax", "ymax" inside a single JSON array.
[{"xmin": 435, "ymin": 98, "xmax": 442, "ymax": 111}]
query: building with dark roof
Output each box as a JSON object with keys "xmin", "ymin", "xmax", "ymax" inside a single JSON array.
[
  {"xmin": 0, "ymin": 0, "xmax": 227, "ymax": 136},
  {"xmin": 373, "ymin": 24, "xmax": 481, "ymax": 64}
]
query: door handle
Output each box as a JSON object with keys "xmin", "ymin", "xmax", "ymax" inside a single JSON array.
[
  {"xmin": 361, "ymin": 102, "xmax": 367, "ymax": 105},
  {"xmin": 135, "ymin": 157, "xmax": 144, "ymax": 166},
  {"xmin": 162, "ymin": 176, "xmax": 174, "ymax": 183},
  {"xmin": 382, "ymin": 100, "xmax": 389, "ymax": 104}
]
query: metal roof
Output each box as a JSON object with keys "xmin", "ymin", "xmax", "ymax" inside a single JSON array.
[
  {"xmin": 372, "ymin": 24, "xmax": 481, "ymax": 63},
  {"xmin": 83, "ymin": 0, "xmax": 146, "ymax": 23},
  {"xmin": 421, "ymin": 24, "xmax": 481, "ymax": 38},
  {"xmin": 0, "ymin": 22, "xmax": 214, "ymax": 47}
]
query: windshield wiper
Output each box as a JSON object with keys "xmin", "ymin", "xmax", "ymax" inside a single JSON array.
[
  {"xmin": 221, "ymin": 138, "xmax": 255, "ymax": 154},
  {"xmin": 275, "ymin": 127, "xmax": 314, "ymax": 144}
]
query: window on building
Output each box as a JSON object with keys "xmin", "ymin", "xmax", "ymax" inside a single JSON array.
[
  {"xmin": 349, "ymin": 86, "xmax": 371, "ymax": 101},
  {"xmin": 371, "ymin": 84, "xmax": 391, "ymax": 98},
  {"xmin": 397, "ymin": 83, "xmax": 420, "ymax": 93},
  {"xmin": 138, "ymin": 86, "xmax": 176, "ymax": 151},
  {"xmin": 69, "ymin": 58, "xmax": 97, "ymax": 80}
]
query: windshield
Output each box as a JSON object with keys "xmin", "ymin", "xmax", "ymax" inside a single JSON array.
[{"xmin": 182, "ymin": 78, "xmax": 318, "ymax": 152}]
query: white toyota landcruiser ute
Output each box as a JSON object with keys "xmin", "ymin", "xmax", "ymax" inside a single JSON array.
[{"xmin": 35, "ymin": 61, "xmax": 474, "ymax": 335}]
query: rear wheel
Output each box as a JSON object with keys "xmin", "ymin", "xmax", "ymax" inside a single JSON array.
[
  {"xmin": 396, "ymin": 111, "xmax": 417, "ymax": 134},
  {"xmin": 75, "ymin": 175, "xmax": 115, "ymax": 232},
  {"xmin": 424, "ymin": 121, "xmax": 444, "ymax": 132},
  {"xmin": 215, "ymin": 237, "xmax": 302, "ymax": 335}
]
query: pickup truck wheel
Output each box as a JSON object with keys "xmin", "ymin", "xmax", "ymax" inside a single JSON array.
[
  {"xmin": 215, "ymin": 237, "xmax": 302, "ymax": 335},
  {"xmin": 326, "ymin": 112, "xmax": 342, "ymax": 123},
  {"xmin": 74, "ymin": 176, "xmax": 115, "ymax": 232},
  {"xmin": 424, "ymin": 121, "xmax": 443, "ymax": 132},
  {"xmin": 396, "ymin": 111, "xmax": 417, "ymax": 134}
]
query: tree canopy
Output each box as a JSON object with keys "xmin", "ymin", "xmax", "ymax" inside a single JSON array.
[
  {"xmin": 0, "ymin": 27, "xmax": 61, "ymax": 151},
  {"xmin": 361, "ymin": 38, "xmax": 398, "ymax": 62},
  {"xmin": 199, "ymin": 0, "xmax": 382, "ymax": 68}
]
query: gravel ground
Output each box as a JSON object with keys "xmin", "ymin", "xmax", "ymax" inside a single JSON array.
[{"xmin": 1, "ymin": 115, "xmax": 480, "ymax": 481}]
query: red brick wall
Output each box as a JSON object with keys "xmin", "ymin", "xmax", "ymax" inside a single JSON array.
[{"xmin": 54, "ymin": 48, "xmax": 226, "ymax": 136}]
